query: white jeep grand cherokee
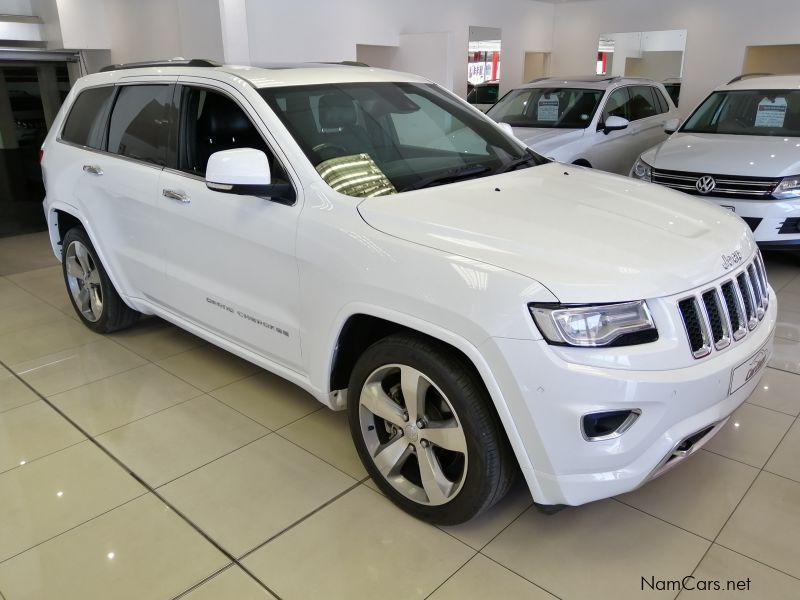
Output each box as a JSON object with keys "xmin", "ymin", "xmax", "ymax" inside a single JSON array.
[{"xmin": 41, "ymin": 59, "xmax": 776, "ymax": 524}]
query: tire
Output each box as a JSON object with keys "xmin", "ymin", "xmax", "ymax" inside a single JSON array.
[
  {"xmin": 348, "ymin": 332, "xmax": 515, "ymax": 525},
  {"xmin": 61, "ymin": 227, "xmax": 140, "ymax": 333}
]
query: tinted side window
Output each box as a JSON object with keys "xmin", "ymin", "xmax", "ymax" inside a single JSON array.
[
  {"xmin": 603, "ymin": 88, "xmax": 630, "ymax": 121},
  {"xmin": 476, "ymin": 85, "xmax": 499, "ymax": 104},
  {"xmin": 653, "ymin": 87, "xmax": 669, "ymax": 113},
  {"xmin": 107, "ymin": 85, "xmax": 171, "ymax": 166},
  {"xmin": 61, "ymin": 86, "xmax": 115, "ymax": 149},
  {"xmin": 629, "ymin": 86, "xmax": 659, "ymax": 121},
  {"xmin": 178, "ymin": 86, "xmax": 288, "ymax": 182}
]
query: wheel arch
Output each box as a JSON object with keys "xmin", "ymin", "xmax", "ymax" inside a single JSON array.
[
  {"xmin": 571, "ymin": 158, "xmax": 592, "ymax": 168},
  {"xmin": 326, "ymin": 307, "xmax": 538, "ymax": 493},
  {"xmin": 48, "ymin": 206, "xmax": 137, "ymax": 313}
]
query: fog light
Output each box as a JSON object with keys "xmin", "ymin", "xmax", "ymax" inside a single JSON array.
[{"xmin": 581, "ymin": 409, "xmax": 641, "ymax": 441}]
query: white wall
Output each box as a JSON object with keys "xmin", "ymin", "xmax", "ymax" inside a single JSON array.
[
  {"xmin": 242, "ymin": 0, "xmax": 554, "ymax": 96},
  {"xmin": 0, "ymin": 0, "xmax": 33, "ymax": 14},
  {"xmin": 26, "ymin": 0, "xmax": 552, "ymax": 97},
  {"xmin": 54, "ymin": 0, "xmax": 110, "ymax": 49},
  {"xmin": 551, "ymin": 0, "xmax": 800, "ymax": 113},
  {"xmin": 104, "ymin": 0, "xmax": 224, "ymax": 64}
]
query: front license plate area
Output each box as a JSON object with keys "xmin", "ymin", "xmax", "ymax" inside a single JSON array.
[{"xmin": 729, "ymin": 342, "xmax": 771, "ymax": 395}]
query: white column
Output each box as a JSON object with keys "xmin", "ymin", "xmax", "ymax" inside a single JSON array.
[
  {"xmin": 0, "ymin": 70, "xmax": 19, "ymax": 150},
  {"xmin": 218, "ymin": 0, "xmax": 251, "ymax": 65}
]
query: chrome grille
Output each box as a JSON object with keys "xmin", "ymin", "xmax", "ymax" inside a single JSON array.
[
  {"xmin": 652, "ymin": 169, "xmax": 781, "ymax": 199},
  {"xmin": 678, "ymin": 252, "xmax": 769, "ymax": 359}
]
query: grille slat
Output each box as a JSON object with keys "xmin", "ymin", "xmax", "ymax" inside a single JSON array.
[
  {"xmin": 652, "ymin": 169, "xmax": 780, "ymax": 199},
  {"xmin": 701, "ymin": 289, "xmax": 730, "ymax": 350},
  {"xmin": 678, "ymin": 252, "xmax": 769, "ymax": 359}
]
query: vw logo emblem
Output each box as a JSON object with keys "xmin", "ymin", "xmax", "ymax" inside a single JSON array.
[{"xmin": 696, "ymin": 175, "xmax": 716, "ymax": 194}]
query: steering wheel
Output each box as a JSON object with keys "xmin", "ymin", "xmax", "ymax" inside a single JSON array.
[
  {"xmin": 312, "ymin": 142, "xmax": 351, "ymax": 161},
  {"xmin": 734, "ymin": 116, "xmax": 750, "ymax": 128}
]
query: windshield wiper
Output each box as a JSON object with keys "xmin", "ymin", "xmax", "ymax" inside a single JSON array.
[
  {"xmin": 400, "ymin": 165, "xmax": 492, "ymax": 192},
  {"xmin": 494, "ymin": 149, "xmax": 543, "ymax": 174}
]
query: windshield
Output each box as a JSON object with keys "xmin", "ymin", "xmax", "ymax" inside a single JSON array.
[
  {"xmin": 259, "ymin": 82, "xmax": 546, "ymax": 197},
  {"xmin": 487, "ymin": 87, "xmax": 603, "ymax": 129},
  {"xmin": 682, "ymin": 89, "xmax": 800, "ymax": 136}
]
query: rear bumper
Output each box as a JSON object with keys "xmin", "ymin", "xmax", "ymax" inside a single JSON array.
[{"xmin": 482, "ymin": 297, "xmax": 777, "ymax": 506}]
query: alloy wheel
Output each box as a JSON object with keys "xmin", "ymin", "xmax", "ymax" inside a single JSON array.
[
  {"xmin": 64, "ymin": 240, "xmax": 103, "ymax": 322},
  {"xmin": 358, "ymin": 363, "xmax": 468, "ymax": 506}
]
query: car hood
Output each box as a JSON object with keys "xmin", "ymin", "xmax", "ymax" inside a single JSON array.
[
  {"xmin": 644, "ymin": 132, "xmax": 800, "ymax": 177},
  {"xmin": 357, "ymin": 163, "xmax": 755, "ymax": 303},
  {"xmin": 511, "ymin": 127, "xmax": 584, "ymax": 155}
]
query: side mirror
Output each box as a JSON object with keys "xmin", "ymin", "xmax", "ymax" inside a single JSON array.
[
  {"xmin": 206, "ymin": 148, "xmax": 295, "ymax": 204},
  {"xmin": 497, "ymin": 122, "xmax": 516, "ymax": 138},
  {"xmin": 602, "ymin": 115, "xmax": 629, "ymax": 135},
  {"xmin": 664, "ymin": 117, "xmax": 681, "ymax": 134}
]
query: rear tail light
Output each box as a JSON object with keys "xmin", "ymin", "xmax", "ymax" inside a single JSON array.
[{"xmin": 39, "ymin": 148, "xmax": 44, "ymax": 163}]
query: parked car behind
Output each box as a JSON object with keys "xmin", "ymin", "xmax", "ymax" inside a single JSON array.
[
  {"xmin": 467, "ymin": 80, "xmax": 499, "ymax": 111},
  {"xmin": 632, "ymin": 74, "xmax": 800, "ymax": 249},
  {"xmin": 487, "ymin": 75, "xmax": 679, "ymax": 174}
]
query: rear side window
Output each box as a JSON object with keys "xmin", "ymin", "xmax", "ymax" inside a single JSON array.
[
  {"xmin": 107, "ymin": 85, "xmax": 172, "ymax": 166},
  {"xmin": 653, "ymin": 87, "xmax": 670, "ymax": 113},
  {"xmin": 61, "ymin": 86, "xmax": 115, "ymax": 149},
  {"xmin": 628, "ymin": 86, "xmax": 659, "ymax": 121}
]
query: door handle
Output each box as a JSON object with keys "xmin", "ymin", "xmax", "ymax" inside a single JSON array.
[
  {"xmin": 82, "ymin": 165, "xmax": 103, "ymax": 176},
  {"xmin": 162, "ymin": 189, "xmax": 190, "ymax": 203}
]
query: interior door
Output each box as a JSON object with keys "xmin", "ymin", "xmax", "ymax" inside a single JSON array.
[{"xmin": 156, "ymin": 82, "xmax": 303, "ymax": 370}]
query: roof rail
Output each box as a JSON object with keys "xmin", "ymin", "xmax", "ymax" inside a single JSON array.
[
  {"xmin": 727, "ymin": 72, "xmax": 773, "ymax": 84},
  {"xmin": 321, "ymin": 61, "xmax": 370, "ymax": 67},
  {"xmin": 99, "ymin": 58, "xmax": 222, "ymax": 73}
]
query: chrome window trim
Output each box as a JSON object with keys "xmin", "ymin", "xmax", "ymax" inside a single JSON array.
[{"xmin": 55, "ymin": 138, "xmax": 166, "ymax": 173}]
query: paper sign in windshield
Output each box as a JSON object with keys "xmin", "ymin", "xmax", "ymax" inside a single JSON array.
[
  {"xmin": 754, "ymin": 97, "xmax": 787, "ymax": 128},
  {"xmin": 537, "ymin": 95, "xmax": 559, "ymax": 122}
]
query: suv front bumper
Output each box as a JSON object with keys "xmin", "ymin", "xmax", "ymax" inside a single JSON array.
[
  {"xmin": 706, "ymin": 196, "xmax": 800, "ymax": 246},
  {"xmin": 481, "ymin": 296, "xmax": 777, "ymax": 507}
]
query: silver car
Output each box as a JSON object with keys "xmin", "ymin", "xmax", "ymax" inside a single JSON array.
[{"xmin": 487, "ymin": 75, "xmax": 679, "ymax": 175}]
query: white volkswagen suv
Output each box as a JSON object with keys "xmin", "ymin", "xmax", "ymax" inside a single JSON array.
[
  {"xmin": 486, "ymin": 76, "xmax": 679, "ymax": 174},
  {"xmin": 41, "ymin": 60, "xmax": 776, "ymax": 524},
  {"xmin": 632, "ymin": 75, "xmax": 800, "ymax": 249}
]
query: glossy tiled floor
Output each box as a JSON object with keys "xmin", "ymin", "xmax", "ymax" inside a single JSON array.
[{"xmin": 1, "ymin": 233, "xmax": 800, "ymax": 600}]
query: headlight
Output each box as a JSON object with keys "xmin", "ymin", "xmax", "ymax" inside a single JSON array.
[
  {"xmin": 631, "ymin": 157, "xmax": 652, "ymax": 182},
  {"xmin": 529, "ymin": 300, "xmax": 657, "ymax": 347},
  {"xmin": 773, "ymin": 175, "xmax": 800, "ymax": 199}
]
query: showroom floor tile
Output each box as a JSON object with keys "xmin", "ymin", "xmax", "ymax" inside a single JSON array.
[
  {"xmin": 483, "ymin": 499, "xmax": 710, "ymax": 600},
  {"xmin": 159, "ymin": 434, "xmax": 356, "ymax": 557},
  {"xmin": 96, "ymin": 395, "xmax": 269, "ymax": 487},
  {"xmin": 0, "ymin": 240, "xmax": 798, "ymax": 600},
  {"xmin": 242, "ymin": 486, "xmax": 475, "ymax": 600},
  {"xmin": 0, "ymin": 494, "xmax": 229, "ymax": 600},
  {"xmin": 702, "ymin": 401, "xmax": 794, "ymax": 468}
]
